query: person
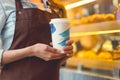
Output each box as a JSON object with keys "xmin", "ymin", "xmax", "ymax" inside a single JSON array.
[{"xmin": 0, "ymin": 0, "xmax": 73, "ymax": 80}]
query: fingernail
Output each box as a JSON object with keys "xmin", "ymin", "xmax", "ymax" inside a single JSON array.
[
  {"xmin": 66, "ymin": 54, "xmax": 70, "ymax": 56},
  {"xmin": 57, "ymin": 50, "xmax": 61, "ymax": 53}
]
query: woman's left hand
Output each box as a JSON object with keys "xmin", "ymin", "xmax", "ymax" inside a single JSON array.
[
  {"xmin": 63, "ymin": 40, "xmax": 73, "ymax": 56},
  {"xmin": 60, "ymin": 40, "xmax": 74, "ymax": 65}
]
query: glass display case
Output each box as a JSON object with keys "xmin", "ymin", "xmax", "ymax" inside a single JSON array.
[
  {"xmin": 63, "ymin": 20, "xmax": 120, "ymax": 80},
  {"xmin": 54, "ymin": 0, "xmax": 120, "ymax": 80}
]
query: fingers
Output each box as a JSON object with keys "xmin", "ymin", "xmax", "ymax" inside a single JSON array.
[
  {"xmin": 65, "ymin": 50, "xmax": 73, "ymax": 57},
  {"xmin": 44, "ymin": 52, "xmax": 66, "ymax": 61},
  {"xmin": 44, "ymin": 46, "xmax": 66, "ymax": 60},
  {"xmin": 43, "ymin": 40, "xmax": 74, "ymax": 61},
  {"xmin": 63, "ymin": 43, "xmax": 73, "ymax": 54},
  {"xmin": 49, "ymin": 42, "xmax": 53, "ymax": 46},
  {"xmin": 66, "ymin": 40, "xmax": 73, "ymax": 45},
  {"xmin": 51, "ymin": 54, "xmax": 66, "ymax": 60},
  {"xmin": 33, "ymin": 43, "xmax": 67, "ymax": 61},
  {"xmin": 63, "ymin": 45, "xmax": 73, "ymax": 51},
  {"xmin": 45, "ymin": 46, "xmax": 58, "ymax": 53},
  {"xmin": 48, "ymin": 40, "xmax": 73, "ymax": 53},
  {"xmin": 63, "ymin": 40, "xmax": 74, "ymax": 57}
]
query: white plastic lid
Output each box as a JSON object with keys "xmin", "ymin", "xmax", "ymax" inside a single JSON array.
[{"xmin": 50, "ymin": 18, "xmax": 70, "ymax": 23}]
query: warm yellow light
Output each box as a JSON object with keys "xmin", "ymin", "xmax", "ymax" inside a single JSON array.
[
  {"xmin": 65, "ymin": 0, "xmax": 96, "ymax": 10},
  {"xmin": 70, "ymin": 30, "xmax": 120, "ymax": 37}
]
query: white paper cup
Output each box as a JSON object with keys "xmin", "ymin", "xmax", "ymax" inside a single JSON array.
[{"xmin": 49, "ymin": 18, "xmax": 70, "ymax": 53}]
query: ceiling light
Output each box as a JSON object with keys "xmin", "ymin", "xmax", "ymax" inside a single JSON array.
[{"xmin": 65, "ymin": 0, "xmax": 96, "ymax": 10}]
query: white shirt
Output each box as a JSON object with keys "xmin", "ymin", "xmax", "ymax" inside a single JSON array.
[{"xmin": 0, "ymin": 0, "xmax": 41, "ymax": 66}]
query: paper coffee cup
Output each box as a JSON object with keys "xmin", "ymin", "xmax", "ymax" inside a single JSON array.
[{"xmin": 49, "ymin": 18, "xmax": 70, "ymax": 53}]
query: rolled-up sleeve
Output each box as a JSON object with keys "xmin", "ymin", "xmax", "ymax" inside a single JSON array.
[
  {"xmin": 0, "ymin": 1, "xmax": 7, "ymax": 67},
  {"xmin": 0, "ymin": 50, "xmax": 4, "ymax": 68}
]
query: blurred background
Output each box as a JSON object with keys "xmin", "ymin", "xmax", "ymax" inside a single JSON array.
[
  {"xmin": 54, "ymin": 0, "xmax": 119, "ymax": 19},
  {"xmin": 52, "ymin": 0, "xmax": 120, "ymax": 80},
  {"xmin": 33, "ymin": 0, "xmax": 120, "ymax": 80}
]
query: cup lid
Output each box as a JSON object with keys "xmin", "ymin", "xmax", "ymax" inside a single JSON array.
[{"xmin": 50, "ymin": 18, "xmax": 70, "ymax": 23}]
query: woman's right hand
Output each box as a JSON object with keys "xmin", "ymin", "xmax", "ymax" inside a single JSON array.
[{"xmin": 29, "ymin": 43, "xmax": 65, "ymax": 61}]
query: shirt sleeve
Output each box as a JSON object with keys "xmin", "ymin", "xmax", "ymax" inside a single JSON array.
[
  {"xmin": 0, "ymin": 1, "xmax": 7, "ymax": 68},
  {"xmin": 0, "ymin": 50, "xmax": 4, "ymax": 68}
]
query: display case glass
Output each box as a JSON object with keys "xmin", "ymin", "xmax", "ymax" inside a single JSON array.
[{"xmin": 54, "ymin": 0, "xmax": 120, "ymax": 80}]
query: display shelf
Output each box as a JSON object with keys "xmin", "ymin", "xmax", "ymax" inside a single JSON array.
[
  {"xmin": 66, "ymin": 57, "xmax": 120, "ymax": 71},
  {"xmin": 60, "ymin": 67, "xmax": 118, "ymax": 80},
  {"xmin": 67, "ymin": 20, "xmax": 120, "ymax": 80},
  {"xmin": 70, "ymin": 20, "xmax": 120, "ymax": 37}
]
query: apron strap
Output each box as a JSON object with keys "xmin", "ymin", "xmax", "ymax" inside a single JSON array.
[{"xmin": 15, "ymin": 0, "xmax": 23, "ymax": 11}]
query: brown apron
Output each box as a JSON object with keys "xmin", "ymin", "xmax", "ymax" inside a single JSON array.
[{"xmin": 0, "ymin": 0, "xmax": 60, "ymax": 80}]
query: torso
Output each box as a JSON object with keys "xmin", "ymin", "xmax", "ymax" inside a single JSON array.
[{"xmin": 1, "ymin": 0, "xmax": 60, "ymax": 80}]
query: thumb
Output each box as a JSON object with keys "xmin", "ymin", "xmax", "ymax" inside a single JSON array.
[{"xmin": 50, "ymin": 42, "xmax": 53, "ymax": 46}]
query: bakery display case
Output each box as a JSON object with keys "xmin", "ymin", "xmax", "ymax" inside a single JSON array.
[
  {"xmin": 67, "ymin": 20, "xmax": 120, "ymax": 68},
  {"xmin": 61, "ymin": 20, "xmax": 120, "ymax": 80},
  {"xmin": 54, "ymin": 0, "xmax": 120, "ymax": 80},
  {"xmin": 60, "ymin": 22, "xmax": 120, "ymax": 80}
]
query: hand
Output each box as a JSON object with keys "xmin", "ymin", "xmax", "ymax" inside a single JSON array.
[
  {"xmin": 60, "ymin": 40, "xmax": 74, "ymax": 65},
  {"xmin": 29, "ymin": 43, "xmax": 65, "ymax": 61},
  {"xmin": 50, "ymin": 40, "xmax": 74, "ymax": 56},
  {"xmin": 63, "ymin": 40, "xmax": 74, "ymax": 56}
]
